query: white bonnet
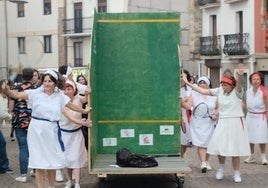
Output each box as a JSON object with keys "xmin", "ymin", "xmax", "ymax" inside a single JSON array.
[{"xmin": 197, "ymin": 76, "xmax": 210, "ymax": 86}]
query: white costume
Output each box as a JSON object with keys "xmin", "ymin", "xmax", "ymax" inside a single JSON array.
[
  {"xmin": 60, "ymin": 95, "xmax": 87, "ymax": 168},
  {"xmin": 190, "ymin": 90, "xmax": 217, "ymax": 147},
  {"xmin": 180, "ymin": 86, "xmax": 192, "ymax": 145},
  {"xmin": 246, "ymin": 87, "xmax": 268, "ymax": 143},
  {"xmin": 26, "ymin": 86, "xmax": 70, "ymax": 169},
  {"xmin": 207, "ymin": 87, "xmax": 250, "ymax": 156}
]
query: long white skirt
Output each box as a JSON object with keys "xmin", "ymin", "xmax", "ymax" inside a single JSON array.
[
  {"xmin": 62, "ymin": 129, "xmax": 87, "ymax": 168},
  {"xmin": 246, "ymin": 113, "xmax": 268, "ymax": 144},
  {"xmin": 27, "ymin": 119, "xmax": 66, "ymax": 169},
  {"xmin": 207, "ymin": 117, "xmax": 250, "ymax": 156},
  {"xmin": 190, "ymin": 117, "xmax": 215, "ymax": 148}
]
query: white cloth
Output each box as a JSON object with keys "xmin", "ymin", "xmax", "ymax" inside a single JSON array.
[
  {"xmin": 180, "ymin": 86, "xmax": 192, "ymax": 145},
  {"xmin": 25, "ymin": 87, "xmax": 70, "ymax": 169},
  {"xmin": 190, "ymin": 91, "xmax": 217, "ymax": 147},
  {"xmin": 76, "ymin": 82, "xmax": 88, "ymax": 95},
  {"xmin": 0, "ymin": 96, "xmax": 12, "ymax": 121},
  {"xmin": 245, "ymin": 87, "xmax": 268, "ymax": 143},
  {"xmin": 60, "ymin": 95, "xmax": 87, "ymax": 168},
  {"xmin": 207, "ymin": 87, "xmax": 250, "ymax": 156}
]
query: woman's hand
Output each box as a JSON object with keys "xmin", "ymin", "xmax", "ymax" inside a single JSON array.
[
  {"xmin": 236, "ymin": 63, "xmax": 244, "ymax": 76},
  {"xmin": 82, "ymin": 105, "xmax": 91, "ymax": 114},
  {"xmin": 82, "ymin": 119, "xmax": 92, "ymax": 127}
]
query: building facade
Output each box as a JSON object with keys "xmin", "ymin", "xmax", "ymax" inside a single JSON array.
[
  {"xmin": 198, "ymin": 0, "xmax": 268, "ymax": 88},
  {"xmin": 0, "ymin": 0, "xmax": 66, "ymax": 80},
  {"xmin": 0, "ymin": 0, "xmax": 195, "ymax": 80}
]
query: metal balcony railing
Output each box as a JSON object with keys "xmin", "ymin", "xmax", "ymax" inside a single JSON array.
[
  {"xmin": 223, "ymin": 33, "xmax": 249, "ymax": 56},
  {"xmin": 63, "ymin": 17, "xmax": 92, "ymax": 35},
  {"xmin": 199, "ymin": 36, "xmax": 221, "ymax": 56},
  {"xmin": 198, "ymin": 0, "xmax": 217, "ymax": 6}
]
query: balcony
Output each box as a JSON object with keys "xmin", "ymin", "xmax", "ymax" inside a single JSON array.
[
  {"xmin": 63, "ymin": 17, "xmax": 93, "ymax": 38},
  {"xmin": 199, "ymin": 35, "xmax": 221, "ymax": 58},
  {"xmin": 198, "ymin": 0, "xmax": 220, "ymax": 9},
  {"xmin": 223, "ymin": 33, "xmax": 249, "ymax": 56}
]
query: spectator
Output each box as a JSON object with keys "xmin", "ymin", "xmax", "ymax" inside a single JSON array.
[
  {"xmin": 76, "ymin": 74, "xmax": 88, "ymax": 86},
  {"xmin": 10, "ymin": 68, "xmax": 36, "ymax": 183},
  {"xmin": 182, "ymin": 64, "xmax": 250, "ymax": 183},
  {"xmin": 0, "ymin": 79, "xmax": 13, "ymax": 174},
  {"xmin": 32, "ymin": 69, "xmax": 41, "ymax": 88},
  {"xmin": 244, "ymin": 72, "xmax": 268, "ymax": 165},
  {"xmin": 76, "ymin": 74, "xmax": 89, "ymax": 150}
]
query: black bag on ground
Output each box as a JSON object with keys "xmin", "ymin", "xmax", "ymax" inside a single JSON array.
[{"xmin": 116, "ymin": 148, "xmax": 158, "ymax": 168}]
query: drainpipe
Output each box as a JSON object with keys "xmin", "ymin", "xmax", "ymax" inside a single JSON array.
[{"xmin": 4, "ymin": 0, "xmax": 9, "ymax": 78}]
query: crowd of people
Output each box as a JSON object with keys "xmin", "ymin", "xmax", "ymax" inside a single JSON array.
[
  {"xmin": 1, "ymin": 63, "xmax": 268, "ymax": 186},
  {"xmin": 181, "ymin": 64, "xmax": 268, "ymax": 183},
  {"xmin": 0, "ymin": 66, "xmax": 91, "ymax": 188}
]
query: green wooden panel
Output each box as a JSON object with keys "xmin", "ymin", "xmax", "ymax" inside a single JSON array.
[{"xmin": 90, "ymin": 12, "xmax": 180, "ymax": 156}]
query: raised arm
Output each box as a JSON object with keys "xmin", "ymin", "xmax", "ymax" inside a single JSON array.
[
  {"xmin": 3, "ymin": 83, "xmax": 28, "ymax": 100},
  {"xmin": 235, "ymin": 64, "xmax": 244, "ymax": 93},
  {"xmin": 182, "ymin": 73, "xmax": 210, "ymax": 95}
]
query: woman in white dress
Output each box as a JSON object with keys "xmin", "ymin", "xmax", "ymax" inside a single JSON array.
[
  {"xmin": 182, "ymin": 65, "xmax": 250, "ymax": 183},
  {"xmin": 182, "ymin": 76, "xmax": 217, "ymax": 173},
  {"xmin": 244, "ymin": 72, "xmax": 268, "ymax": 165},
  {"xmin": 61, "ymin": 80, "xmax": 91, "ymax": 188},
  {"xmin": 3, "ymin": 70, "xmax": 90, "ymax": 188}
]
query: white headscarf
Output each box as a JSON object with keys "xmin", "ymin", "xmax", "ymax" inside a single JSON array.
[
  {"xmin": 44, "ymin": 69, "xmax": 58, "ymax": 80},
  {"xmin": 65, "ymin": 80, "xmax": 76, "ymax": 91},
  {"xmin": 197, "ymin": 76, "xmax": 210, "ymax": 86}
]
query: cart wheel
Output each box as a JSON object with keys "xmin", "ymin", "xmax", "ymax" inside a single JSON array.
[{"xmin": 175, "ymin": 175, "xmax": 185, "ymax": 188}]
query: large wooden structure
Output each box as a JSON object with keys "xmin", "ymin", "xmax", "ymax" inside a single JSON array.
[{"xmin": 89, "ymin": 12, "xmax": 191, "ymax": 187}]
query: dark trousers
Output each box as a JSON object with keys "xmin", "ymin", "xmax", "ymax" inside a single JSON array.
[{"xmin": 0, "ymin": 130, "xmax": 9, "ymax": 173}]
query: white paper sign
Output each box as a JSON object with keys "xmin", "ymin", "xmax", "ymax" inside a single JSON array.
[
  {"xmin": 139, "ymin": 134, "xmax": 153, "ymax": 145},
  {"xmin": 160, "ymin": 125, "xmax": 174, "ymax": 135},
  {"xmin": 103, "ymin": 138, "xmax": 117, "ymax": 146}
]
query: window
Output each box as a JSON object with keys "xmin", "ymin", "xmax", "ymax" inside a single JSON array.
[
  {"xmin": 44, "ymin": 35, "xmax": 52, "ymax": 53},
  {"xmin": 44, "ymin": 0, "xmax": 51, "ymax": 15},
  {"xmin": 74, "ymin": 42, "xmax": 83, "ymax": 67},
  {"xmin": 18, "ymin": 3, "xmax": 25, "ymax": 17},
  {"xmin": 236, "ymin": 11, "xmax": 243, "ymax": 50},
  {"xmin": 210, "ymin": 15, "xmax": 218, "ymax": 51},
  {"xmin": 98, "ymin": 0, "xmax": 107, "ymax": 12},
  {"xmin": 210, "ymin": 15, "xmax": 217, "ymax": 36},
  {"xmin": 236, "ymin": 11, "xmax": 243, "ymax": 34},
  {"xmin": 18, "ymin": 37, "xmax": 25, "ymax": 54},
  {"xmin": 74, "ymin": 3, "xmax": 82, "ymax": 33}
]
